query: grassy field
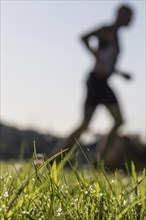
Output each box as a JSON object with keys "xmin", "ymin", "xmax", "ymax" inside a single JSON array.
[{"xmin": 0, "ymin": 144, "xmax": 146, "ymax": 220}]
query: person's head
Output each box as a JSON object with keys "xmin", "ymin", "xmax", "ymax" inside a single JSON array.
[{"xmin": 116, "ymin": 5, "xmax": 133, "ymax": 27}]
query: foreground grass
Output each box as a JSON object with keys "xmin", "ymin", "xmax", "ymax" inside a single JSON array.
[{"xmin": 0, "ymin": 147, "xmax": 146, "ymax": 220}]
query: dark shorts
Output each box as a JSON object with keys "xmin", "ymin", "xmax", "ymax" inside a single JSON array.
[{"xmin": 84, "ymin": 72, "xmax": 118, "ymax": 119}]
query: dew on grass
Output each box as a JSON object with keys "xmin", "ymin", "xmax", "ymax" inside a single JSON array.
[
  {"xmin": 111, "ymin": 179, "xmax": 115, "ymax": 184},
  {"xmin": 130, "ymin": 193, "xmax": 135, "ymax": 201},
  {"xmin": 56, "ymin": 207, "xmax": 62, "ymax": 217},
  {"xmin": 123, "ymin": 199, "xmax": 127, "ymax": 206},
  {"xmin": 21, "ymin": 211, "xmax": 30, "ymax": 214},
  {"xmin": 4, "ymin": 191, "xmax": 9, "ymax": 197},
  {"xmin": 25, "ymin": 194, "xmax": 28, "ymax": 198},
  {"xmin": 84, "ymin": 191, "xmax": 88, "ymax": 195},
  {"xmin": 99, "ymin": 193, "xmax": 103, "ymax": 197},
  {"xmin": 1, "ymin": 204, "xmax": 6, "ymax": 209}
]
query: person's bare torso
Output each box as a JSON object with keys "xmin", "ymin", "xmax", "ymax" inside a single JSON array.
[{"xmin": 93, "ymin": 26, "xmax": 120, "ymax": 80}]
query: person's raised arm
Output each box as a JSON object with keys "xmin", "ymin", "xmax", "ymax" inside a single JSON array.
[
  {"xmin": 81, "ymin": 30, "xmax": 97, "ymax": 56},
  {"xmin": 80, "ymin": 28, "xmax": 102, "ymax": 57},
  {"xmin": 81, "ymin": 27, "xmax": 110, "ymax": 57}
]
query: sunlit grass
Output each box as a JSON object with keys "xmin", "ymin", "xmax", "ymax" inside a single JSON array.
[{"xmin": 0, "ymin": 143, "xmax": 146, "ymax": 220}]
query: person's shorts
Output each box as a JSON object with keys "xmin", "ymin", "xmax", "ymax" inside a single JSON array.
[{"xmin": 84, "ymin": 72, "xmax": 118, "ymax": 119}]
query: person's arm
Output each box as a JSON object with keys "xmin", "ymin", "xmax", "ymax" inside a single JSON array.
[
  {"xmin": 114, "ymin": 69, "xmax": 132, "ymax": 80},
  {"xmin": 81, "ymin": 29, "xmax": 99, "ymax": 57},
  {"xmin": 81, "ymin": 26, "xmax": 111, "ymax": 57},
  {"xmin": 81, "ymin": 28, "xmax": 106, "ymax": 58}
]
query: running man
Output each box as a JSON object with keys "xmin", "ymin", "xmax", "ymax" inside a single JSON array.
[{"xmin": 65, "ymin": 5, "xmax": 133, "ymax": 156}]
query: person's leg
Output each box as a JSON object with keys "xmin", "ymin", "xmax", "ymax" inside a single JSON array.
[
  {"xmin": 107, "ymin": 102, "xmax": 123, "ymax": 136},
  {"xmin": 65, "ymin": 73, "xmax": 98, "ymax": 150},
  {"xmin": 101, "ymin": 102, "xmax": 123, "ymax": 158},
  {"xmin": 65, "ymin": 103, "xmax": 96, "ymax": 150}
]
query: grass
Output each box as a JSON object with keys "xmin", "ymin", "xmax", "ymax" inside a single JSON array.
[{"xmin": 0, "ymin": 143, "xmax": 146, "ymax": 220}]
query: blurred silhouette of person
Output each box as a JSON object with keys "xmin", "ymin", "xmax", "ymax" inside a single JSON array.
[{"xmin": 65, "ymin": 5, "xmax": 133, "ymax": 157}]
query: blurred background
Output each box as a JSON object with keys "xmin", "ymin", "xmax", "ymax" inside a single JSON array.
[{"xmin": 1, "ymin": 0, "xmax": 145, "ymax": 143}]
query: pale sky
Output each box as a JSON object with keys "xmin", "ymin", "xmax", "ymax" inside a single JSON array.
[{"xmin": 1, "ymin": 1, "xmax": 145, "ymax": 141}]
